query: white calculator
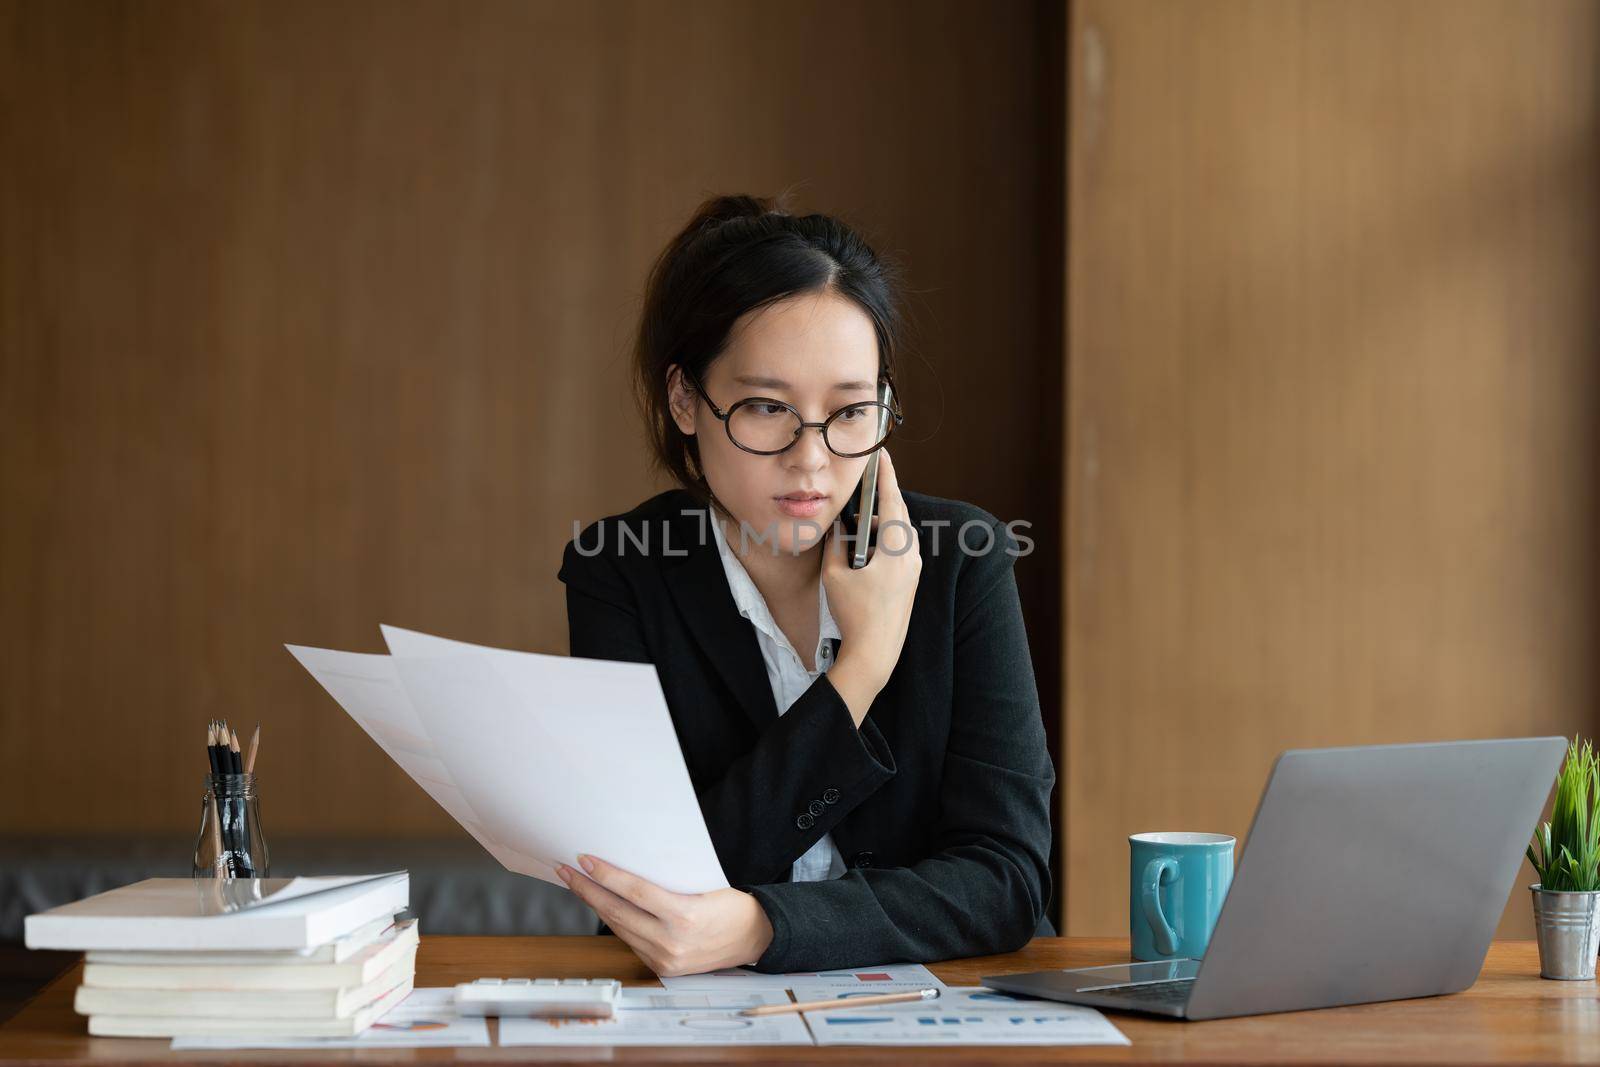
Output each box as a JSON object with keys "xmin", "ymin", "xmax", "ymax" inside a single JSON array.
[{"xmin": 453, "ymin": 977, "xmax": 621, "ymax": 1018}]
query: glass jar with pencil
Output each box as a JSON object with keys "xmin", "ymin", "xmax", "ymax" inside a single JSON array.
[{"xmin": 193, "ymin": 720, "xmax": 270, "ymax": 879}]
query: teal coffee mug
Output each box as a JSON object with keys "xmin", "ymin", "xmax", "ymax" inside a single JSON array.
[{"xmin": 1129, "ymin": 832, "xmax": 1235, "ymax": 961}]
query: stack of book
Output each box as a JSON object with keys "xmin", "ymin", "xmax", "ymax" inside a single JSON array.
[{"xmin": 24, "ymin": 871, "xmax": 415, "ymax": 1038}]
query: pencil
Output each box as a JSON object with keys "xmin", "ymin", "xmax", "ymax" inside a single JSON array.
[
  {"xmin": 740, "ymin": 988, "xmax": 941, "ymax": 1017},
  {"xmin": 245, "ymin": 723, "xmax": 260, "ymax": 774},
  {"xmin": 214, "ymin": 723, "xmax": 235, "ymax": 870},
  {"xmin": 207, "ymin": 793, "xmax": 226, "ymax": 878},
  {"xmin": 205, "ymin": 722, "xmax": 226, "ymax": 874},
  {"xmin": 225, "ymin": 723, "xmax": 254, "ymax": 874}
]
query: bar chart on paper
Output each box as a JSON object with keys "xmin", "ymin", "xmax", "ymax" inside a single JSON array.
[
  {"xmin": 800, "ymin": 987, "xmax": 1130, "ymax": 1047},
  {"xmin": 498, "ymin": 990, "xmax": 812, "ymax": 1046}
]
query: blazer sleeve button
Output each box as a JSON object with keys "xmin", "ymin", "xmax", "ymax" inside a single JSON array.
[
  {"xmin": 807, "ymin": 800, "xmax": 825, "ymax": 817},
  {"xmin": 822, "ymin": 788, "xmax": 840, "ymax": 804},
  {"xmin": 796, "ymin": 813, "xmax": 815, "ymax": 830},
  {"xmin": 851, "ymin": 850, "xmax": 874, "ymax": 868}
]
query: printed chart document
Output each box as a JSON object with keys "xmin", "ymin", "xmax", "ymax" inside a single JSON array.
[
  {"xmin": 169, "ymin": 988, "xmax": 490, "ymax": 1050},
  {"xmin": 661, "ymin": 962, "xmax": 945, "ymax": 992},
  {"xmin": 286, "ymin": 625, "xmax": 728, "ymax": 895},
  {"xmin": 801, "ymin": 986, "xmax": 1129, "ymax": 1046},
  {"xmin": 498, "ymin": 988, "xmax": 812, "ymax": 1047}
]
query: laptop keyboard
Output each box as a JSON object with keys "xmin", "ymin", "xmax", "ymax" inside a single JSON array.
[{"xmin": 1087, "ymin": 979, "xmax": 1194, "ymax": 1005}]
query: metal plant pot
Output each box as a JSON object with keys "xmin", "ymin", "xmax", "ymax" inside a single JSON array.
[{"xmin": 1531, "ymin": 884, "xmax": 1600, "ymax": 980}]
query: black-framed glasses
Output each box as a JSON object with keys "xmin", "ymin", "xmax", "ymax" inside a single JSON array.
[{"xmin": 684, "ymin": 369, "xmax": 903, "ymax": 458}]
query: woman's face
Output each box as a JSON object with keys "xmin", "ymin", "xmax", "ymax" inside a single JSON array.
[{"xmin": 669, "ymin": 290, "xmax": 882, "ymax": 556}]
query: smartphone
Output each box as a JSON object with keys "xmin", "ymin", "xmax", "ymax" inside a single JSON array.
[{"xmin": 850, "ymin": 381, "xmax": 896, "ymax": 569}]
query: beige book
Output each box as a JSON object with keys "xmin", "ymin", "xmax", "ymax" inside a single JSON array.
[
  {"xmin": 81, "ymin": 920, "xmax": 418, "ymax": 991},
  {"xmin": 74, "ymin": 952, "xmax": 414, "ymax": 1020},
  {"xmin": 84, "ymin": 977, "xmax": 414, "ymax": 1038},
  {"xmin": 85, "ymin": 914, "xmax": 399, "ymax": 967}
]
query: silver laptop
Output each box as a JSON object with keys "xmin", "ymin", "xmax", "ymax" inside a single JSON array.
[{"xmin": 984, "ymin": 737, "xmax": 1566, "ymax": 1020}]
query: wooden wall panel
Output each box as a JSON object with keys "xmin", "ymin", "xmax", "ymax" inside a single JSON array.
[
  {"xmin": 0, "ymin": 1, "xmax": 1061, "ymax": 838},
  {"xmin": 1065, "ymin": 0, "xmax": 1600, "ymax": 939}
]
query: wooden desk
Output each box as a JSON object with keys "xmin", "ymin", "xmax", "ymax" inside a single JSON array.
[{"xmin": 1, "ymin": 937, "xmax": 1594, "ymax": 1064}]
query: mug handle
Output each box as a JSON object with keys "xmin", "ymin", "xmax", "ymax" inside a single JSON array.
[{"xmin": 1140, "ymin": 856, "xmax": 1180, "ymax": 956}]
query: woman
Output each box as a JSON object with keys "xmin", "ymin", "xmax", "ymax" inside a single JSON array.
[{"xmin": 556, "ymin": 194, "xmax": 1054, "ymax": 975}]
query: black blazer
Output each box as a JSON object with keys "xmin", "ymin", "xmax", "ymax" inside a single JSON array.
[{"xmin": 557, "ymin": 487, "xmax": 1055, "ymax": 972}]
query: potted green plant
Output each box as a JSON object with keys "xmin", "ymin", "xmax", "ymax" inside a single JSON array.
[{"xmin": 1527, "ymin": 737, "xmax": 1600, "ymax": 979}]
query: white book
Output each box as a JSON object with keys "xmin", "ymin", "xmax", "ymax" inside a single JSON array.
[
  {"xmin": 86, "ymin": 914, "xmax": 397, "ymax": 966},
  {"xmin": 81, "ymin": 920, "xmax": 419, "ymax": 991},
  {"xmin": 25, "ymin": 873, "xmax": 409, "ymax": 952},
  {"xmin": 87, "ymin": 977, "xmax": 414, "ymax": 1038},
  {"xmin": 75, "ymin": 953, "xmax": 414, "ymax": 1019}
]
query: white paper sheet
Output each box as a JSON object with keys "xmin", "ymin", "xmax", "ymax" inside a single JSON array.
[
  {"xmin": 281, "ymin": 646, "xmax": 505, "ymax": 860},
  {"xmin": 802, "ymin": 986, "xmax": 1130, "ymax": 1046},
  {"xmin": 498, "ymin": 988, "xmax": 812, "ymax": 1046},
  {"xmin": 285, "ymin": 627, "xmax": 729, "ymax": 894},
  {"xmin": 661, "ymin": 961, "xmax": 945, "ymax": 991},
  {"xmin": 169, "ymin": 988, "xmax": 491, "ymax": 1050}
]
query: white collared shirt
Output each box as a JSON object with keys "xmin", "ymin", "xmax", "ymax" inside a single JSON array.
[{"xmin": 710, "ymin": 515, "xmax": 848, "ymax": 884}]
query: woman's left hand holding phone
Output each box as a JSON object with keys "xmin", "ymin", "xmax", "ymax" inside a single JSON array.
[{"xmin": 557, "ymin": 855, "xmax": 774, "ymax": 976}]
